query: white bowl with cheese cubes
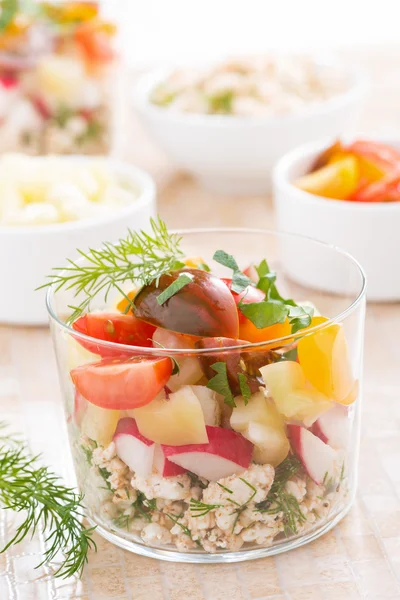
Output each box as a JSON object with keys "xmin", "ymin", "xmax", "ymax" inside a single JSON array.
[{"xmin": 0, "ymin": 154, "xmax": 156, "ymax": 325}]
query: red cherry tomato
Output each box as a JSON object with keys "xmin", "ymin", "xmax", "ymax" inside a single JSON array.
[
  {"xmin": 72, "ymin": 313, "xmax": 156, "ymax": 357},
  {"xmin": 71, "ymin": 356, "xmax": 173, "ymax": 410},
  {"xmin": 221, "ymin": 278, "xmax": 265, "ymax": 324}
]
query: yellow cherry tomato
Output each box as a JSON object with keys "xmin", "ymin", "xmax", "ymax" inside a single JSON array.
[
  {"xmin": 295, "ymin": 156, "xmax": 359, "ymax": 200},
  {"xmin": 298, "ymin": 318, "xmax": 355, "ymax": 403}
]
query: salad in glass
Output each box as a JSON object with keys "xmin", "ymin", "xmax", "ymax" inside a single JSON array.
[
  {"xmin": 46, "ymin": 220, "xmax": 365, "ymax": 560},
  {"xmin": 0, "ymin": 1, "xmax": 117, "ymax": 155}
]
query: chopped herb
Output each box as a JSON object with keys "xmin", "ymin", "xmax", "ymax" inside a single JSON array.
[
  {"xmin": 238, "ymin": 299, "xmax": 288, "ymax": 329},
  {"xmin": 98, "ymin": 466, "xmax": 112, "ymax": 490},
  {"xmin": 238, "ymin": 258, "xmax": 314, "ymax": 333},
  {"xmin": 76, "ymin": 119, "xmax": 103, "ymax": 145},
  {"xmin": 208, "ymin": 91, "xmax": 233, "ymax": 114},
  {"xmin": 113, "ymin": 513, "xmax": 133, "ymax": 530},
  {"xmin": 206, "ymin": 362, "xmax": 235, "ymax": 407},
  {"xmin": 156, "ymin": 272, "xmax": 193, "ymax": 305},
  {"xmin": 132, "ymin": 491, "xmax": 156, "ymax": 522},
  {"xmin": 255, "ymin": 455, "xmax": 306, "ymax": 536},
  {"xmin": 238, "ymin": 373, "xmax": 251, "ymax": 404},
  {"xmin": 165, "ymin": 513, "xmax": 197, "ymax": 544},
  {"xmin": 228, "ymin": 477, "xmax": 258, "ymax": 533},
  {"xmin": 217, "ymin": 482, "xmax": 233, "ymax": 494},
  {"xmin": 189, "ymin": 498, "xmax": 222, "ymax": 517},
  {"xmin": 177, "ymin": 482, "xmax": 184, "ymax": 488},
  {"xmin": 53, "ymin": 105, "xmax": 74, "ymax": 128},
  {"xmin": 287, "ymin": 304, "xmax": 313, "ymax": 334},
  {"xmin": 213, "ymin": 250, "xmax": 251, "ymax": 293}
]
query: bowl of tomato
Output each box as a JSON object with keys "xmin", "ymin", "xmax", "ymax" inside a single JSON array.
[{"xmin": 273, "ymin": 138, "xmax": 400, "ymax": 301}]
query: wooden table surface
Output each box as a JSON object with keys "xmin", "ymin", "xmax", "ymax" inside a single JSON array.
[{"xmin": 1, "ymin": 47, "xmax": 400, "ymax": 600}]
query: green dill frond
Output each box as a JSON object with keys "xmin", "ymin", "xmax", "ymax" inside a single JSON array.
[
  {"xmin": 189, "ymin": 498, "xmax": 222, "ymax": 517},
  {"xmin": 255, "ymin": 455, "xmax": 306, "ymax": 536},
  {"xmin": 39, "ymin": 217, "xmax": 184, "ymax": 321},
  {"xmin": 0, "ymin": 432, "xmax": 96, "ymax": 578}
]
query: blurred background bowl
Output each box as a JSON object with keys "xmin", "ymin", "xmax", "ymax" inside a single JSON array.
[
  {"xmin": 134, "ymin": 63, "xmax": 367, "ymax": 196},
  {"xmin": 0, "ymin": 158, "xmax": 156, "ymax": 325},
  {"xmin": 273, "ymin": 138, "xmax": 400, "ymax": 301}
]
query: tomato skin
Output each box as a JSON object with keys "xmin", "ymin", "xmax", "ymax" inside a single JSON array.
[
  {"xmin": 346, "ymin": 140, "xmax": 400, "ymax": 169},
  {"xmin": 221, "ymin": 278, "xmax": 265, "ymax": 324},
  {"xmin": 134, "ymin": 269, "xmax": 239, "ymax": 339},
  {"xmin": 72, "ymin": 313, "xmax": 156, "ymax": 357},
  {"xmin": 349, "ymin": 171, "xmax": 400, "ymax": 202},
  {"xmin": 71, "ymin": 356, "xmax": 173, "ymax": 410}
]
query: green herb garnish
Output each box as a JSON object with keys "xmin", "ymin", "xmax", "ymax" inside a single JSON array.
[
  {"xmin": 189, "ymin": 498, "xmax": 222, "ymax": 517},
  {"xmin": 156, "ymin": 272, "xmax": 193, "ymax": 305},
  {"xmin": 238, "ymin": 299, "xmax": 288, "ymax": 329},
  {"xmin": 213, "ymin": 250, "xmax": 251, "ymax": 293},
  {"xmin": 40, "ymin": 217, "xmax": 184, "ymax": 322},
  {"xmin": 0, "ymin": 423, "xmax": 96, "ymax": 578},
  {"xmin": 255, "ymin": 455, "xmax": 306, "ymax": 536},
  {"xmin": 206, "ymin": 362, "xmax": 235, "ymax": 407},
  {"xmin": 229, "ymin": 478, "xmax": 258, "ymax": 533},
  {"xmin": 239, "ymin": 258, "xmax": 313, "ymax": 333},
  {"xmin": 0, "ymin": 0, "xmax": 18, "ymax": 32},
  {"xmin": 208, "ymin": 91, "xmax": 234, "ymax": 114},
  {"xmin": 238, "ymin": 373, "xmax": 251, "ymax": 403}
]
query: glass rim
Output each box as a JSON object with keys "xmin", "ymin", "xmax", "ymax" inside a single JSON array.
[{"xmin": 45, "ymin": 227, "xmax": 367, "ymax": 355}]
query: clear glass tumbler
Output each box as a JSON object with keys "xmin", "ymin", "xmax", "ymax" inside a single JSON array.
[
  {"xmin": 0, "ymin": 1, "xmax": 119, "ymax": 155},
  {"xmin": 47, "ymin": 229, "xmax": 366, "ymax": 562}
]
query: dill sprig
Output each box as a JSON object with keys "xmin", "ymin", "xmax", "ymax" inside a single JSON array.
[
  {"xmin": 39, "ymin": 217, "xmax": 184, "ymax": 322},
  {"xmin": 229, "ymin": 477, "xmax": 258, "ymax": 533},
  {"xmin": 189, "ymin": 498, "xmax": 222, "ymax": 517},
  {"xmin": 0, "ymin": 431, "xmax": 96, "ymax": 578},
  {"xmin": 255, "ymin": 455, "xmax": 306, "ymax": 536}
]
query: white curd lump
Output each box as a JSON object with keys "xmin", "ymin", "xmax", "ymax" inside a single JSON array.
[
  {"xmin": 0, "ymin": 154, "xmax": 139, "ymax": 226},
  {"xmin": 152, "ymin": 55, "xmax": 348, "ymax": 116}
]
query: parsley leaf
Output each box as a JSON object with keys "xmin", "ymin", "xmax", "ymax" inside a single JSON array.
[
  {"xmin": 288, "ymin": 304, "xmax": 313, "ymax": 334},
  {"xmin": 238, "ymin": 373, "xmax": 251, "ymax": 404},
  {"xmin": 206, "ymin": 362, "xmax": 236, "ymax": 407},
  {"xmin": 238, "ymin": 300, "xmax": 288, "ymax": 329},
  {"xmin": 213, "ymin": 250, "xmax": 251, "ymax": 293},
  {"xmin": 254, "ymin": 259, "xmax": 313, "ymax": 333},
  {"xmin": 157, "ymin": 273, "xmax": 193, "ymax": 305}
]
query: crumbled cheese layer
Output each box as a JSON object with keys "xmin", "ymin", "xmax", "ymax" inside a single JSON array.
[{"xmin": 80, "ymin": 437, "xmax": 348, "ymax": 554}]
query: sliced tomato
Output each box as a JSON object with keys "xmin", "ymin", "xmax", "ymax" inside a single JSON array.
[
  {"xmin": 75, "ymin": 23, "xmax": 115, "ymax": 63},
  {"xmin": 349, "ymin": 170, "xmax": 400, "ymax": 202},
  {"xmin": 72, "ymin": 313, "xmax": 156, "ymax": 357},
  {"xmin": 71, "ymin": 356, "xmax": 173, "ymax": 410},
  {"xmin": 221, "ymin": 278, "xmax": 265, "ymax": 324},
  {"xmin": 346, "ymin": 140, "xmax": 400, "ymax": 169}
]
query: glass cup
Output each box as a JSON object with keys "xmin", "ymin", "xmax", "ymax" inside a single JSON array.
[
  {"xmin": 0, "ymin": 1, "xmax": 119, "ymax": 155},
  {"xmin": 47, "ymin": 229, "xmax": 366, "ymax": 562}
]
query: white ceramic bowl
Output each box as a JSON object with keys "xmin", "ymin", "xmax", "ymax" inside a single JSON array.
[
  {"xmin": 134, "ymin": 64, "xmax": 367, "ymax": 195},
  {"xmin": 0, "ymin": 158, "xmax": 156, "ymax": 325},
  {"xmin": 273, "ymin": 139, "xmax": 400, "ymax": 301}
]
